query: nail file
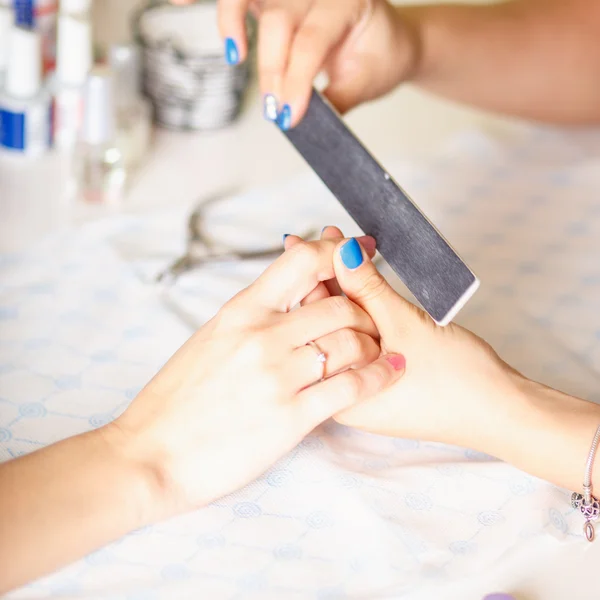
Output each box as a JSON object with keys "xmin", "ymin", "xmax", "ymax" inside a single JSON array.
[{"xmin": 282, "ymin": 88, "xmax": 479, "ymax": 326}]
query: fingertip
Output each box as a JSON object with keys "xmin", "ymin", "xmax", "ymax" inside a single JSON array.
[
  {"xmin": 276, "ymin": 104, "xmax": 293, "ymax": 131},
  {"xmin": 322, "ymin": 230, "xmax": 374, "ymax": 257},
  {"xmin": 283, "ymin": 93, "xmax": 311, "ymax": 129},
  {"xmin": 282, "ymin": 234, "xmax": 304, "ymax": 251},
  {"xmin": 224, "ymin": 37, "xmax": 241, "ymax": 65},
  {"xmin": 224, "ymin": 25, "xmax": 251, "ymax": 61},
  {"xmin": 321, "ymin": 225, "xmax": 344, "ymax": 240},
  {"xmin": 357, "ymin": 235, "xmax": 376, "ymax": 256},
  {"xmin": 218, "ymin": 10, "xmax": 248, "ymax": 63}
]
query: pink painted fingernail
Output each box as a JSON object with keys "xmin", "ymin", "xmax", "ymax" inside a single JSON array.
[{"xmin": 386, "ymin": 354, "xmax": 406, "ymax": 371}]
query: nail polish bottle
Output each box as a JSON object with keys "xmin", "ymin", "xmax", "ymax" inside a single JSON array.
[
  {"xmin": 49, "ymin": 14, "xmax": 92, "ymax": 149},
  {"xmin": 0, "ymin": 26, "xmax": 51, "ymax": 156},
  {"xmin": 13, "ymin": 0, "xmax": 59, "ymax": 74},
  {"xmin": 108, "ymin": 43, "xmax": 152, "ymax": 172},
  {"xmin": 75, "ymin": 68, "xmax": 126, "ymax": 204},
  {"xmin": 0, "ymin": 3, "xmax": 12, "ymax": 89}
]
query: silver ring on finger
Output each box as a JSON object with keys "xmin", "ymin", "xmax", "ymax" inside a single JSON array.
[{"xmin": 307, "ymin": 340, "xmax": 327, "ymax": 383}]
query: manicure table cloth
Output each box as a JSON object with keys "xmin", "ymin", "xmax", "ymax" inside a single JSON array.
[{"xmin": 2, "ymin": 127, "xmax": 600, "ymax": 599}]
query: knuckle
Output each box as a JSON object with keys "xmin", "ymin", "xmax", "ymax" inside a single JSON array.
[
  {"xmin": 366, "ymin": 363, "xmax": 389, "ymax": 391},
  {"xmin": 336, "ymin": 371, "xmax": 362, "ymax": 400},
  {"xmin": 327, "ymin": 294, "xmax": 353, "ymax": 318},
  {"xmin": 261, "ymin": 5, "xmax": 294, "ymax": 30},
  {"xmin": 358, "ymin": 271, "xmax": 388, "ymax": 302},
  {"xmin": 258, "ymin": 48, "xmax": 286, "ymax": 74},
  {"xmin": 339, "ymin": 328, "xmax": 362, "ymax": 358},
  {"xmin": 287, "ymin": 240, "xmax": 321, "ymax": 270}
]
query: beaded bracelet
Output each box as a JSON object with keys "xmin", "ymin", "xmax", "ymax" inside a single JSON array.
[{"xmin": 571, "ymin": 425, "xmax": 600, "ymax": 541}]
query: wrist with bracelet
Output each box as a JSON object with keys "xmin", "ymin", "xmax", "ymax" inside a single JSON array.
[{"xmin": 571, "ymin": 424, "xmax": 600, "ymax": 541}]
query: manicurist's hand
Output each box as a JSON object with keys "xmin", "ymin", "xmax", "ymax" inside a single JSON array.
[
  {"xmin": 216, "ymin": 0, "xmax": 419, "ymax": 128},
  {"xmin": 290, "ymin": 227, "xmax": 523, "ymax": 452},
  {"xmin": 0, "ymin": 236, "xmax": 406, "ymax": 594},
  {"xmin": 195, "ymin": 0, "xmax": 600, "ymax": 125},
  {"xmin": 294, "ymin": 228, "xmax": 600, "ymax": 497}
]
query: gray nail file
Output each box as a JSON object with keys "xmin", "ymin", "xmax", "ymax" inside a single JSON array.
[{"xmin": 282, "ymin": 89, "xmax": 479, "ymax": 326}]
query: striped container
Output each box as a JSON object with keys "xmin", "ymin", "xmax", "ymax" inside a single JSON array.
[{"xmin": 134, "ymin": 0, "xmax": 255, "ymax": 131}]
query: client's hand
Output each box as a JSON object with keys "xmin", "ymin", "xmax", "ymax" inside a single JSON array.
[
  {"xmin": 110, "ymin": 236, "xmax": 405, "ymax": 521},
  {"xmin": 0, "ymin": 235, "xmax": 407, "ymax": 594},
  {"xmin": 289, "ymin": 228, "xmax": 523, "ymax": 452}
]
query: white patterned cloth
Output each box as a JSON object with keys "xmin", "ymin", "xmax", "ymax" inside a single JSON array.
[{"xmin": 2, "ymin": 128, "xmax": 600, "ymax": 599}]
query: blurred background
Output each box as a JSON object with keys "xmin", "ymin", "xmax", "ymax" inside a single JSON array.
[{"xmin": 0, "ymin": 0, "xmax": 518, "ymax": 254}]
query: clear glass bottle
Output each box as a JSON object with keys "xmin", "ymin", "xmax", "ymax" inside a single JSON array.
[
  {"xmin": 75, "ymin": 67, "xmax": 126, "ymax": 204},
  {"xmin": 50, "ymin": 13, "xmax": 92, "ymax": 149},
  {"xmin": 109, "ymin": 43, "xmax": 152, "ymax": 172},
  {"xmin": 0, "ymin": 2, "xmax": 12, "ymax": 89}
]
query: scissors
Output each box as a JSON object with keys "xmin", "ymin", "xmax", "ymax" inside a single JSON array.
[{"xmin": 156, "ymin": 192, "xmax": 317, "ymax": 283}]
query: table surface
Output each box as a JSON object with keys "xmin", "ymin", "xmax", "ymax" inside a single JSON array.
[{"xmin": 4, "ymin": 85, "xmax": 598, "ymax": 599}]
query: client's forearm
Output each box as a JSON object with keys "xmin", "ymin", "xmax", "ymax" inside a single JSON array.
[
  {"xmin": 483, "ymin": 378, "xmax": 600, "ymax": 492},
  {"xmin": 400, "ymin": 0, "xmax": 600, "ymax": 124},
  {"xmin": 0, "ymin": 427, "xmax": 156, "ymax": 594}
]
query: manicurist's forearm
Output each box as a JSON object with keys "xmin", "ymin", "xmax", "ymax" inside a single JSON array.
[
  {"xmin": 0, "ymin": 426, "xmax": 157, "ymax": 594},
  {"xmin": 399, "ymin": 0, "xmax": 600, "ymax": 124}
]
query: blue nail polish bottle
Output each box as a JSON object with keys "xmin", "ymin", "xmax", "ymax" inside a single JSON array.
[
  {"xmin": 277, "ymin": 104, "xmax": 292, "ymax": 131},
  {"xmin": 340, "ymin": 238, "xmax": 364, "ymax": 269},
  {"xmin": 224, "ymin": 38, "xmax": 239, "ymax": 65}
]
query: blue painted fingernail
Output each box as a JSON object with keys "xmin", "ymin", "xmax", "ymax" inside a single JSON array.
[
  {"xmin": 283, "ymin": 234, "xmax": 290, "ymax": 243},
  {"xmin": 264, "ymin": 94, "xmax": 278, "ymax": 121},
  {"xmin": 321, "ymin": 226, "xmax": 328, "ymax": 233},
  {"xmin": 340, "ymin": 238, "xmax": 363, "ymax": 269},
  {"xmin": 277, "ymin": 104, "xmax": 292, "ymax": 131},
  {"xmin": 224, "ymin": 38, "xmax": 239, "ymax": 65}
]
